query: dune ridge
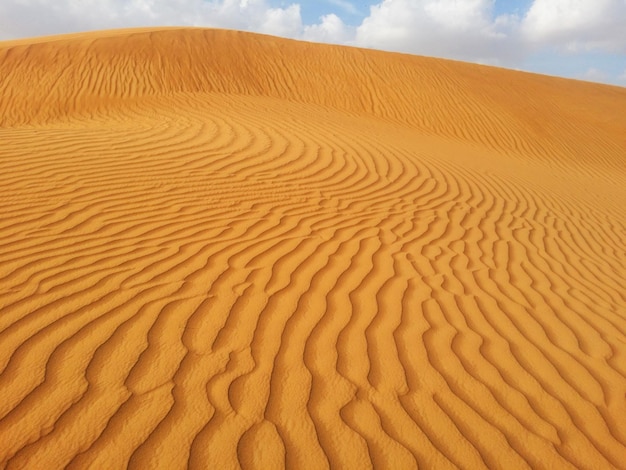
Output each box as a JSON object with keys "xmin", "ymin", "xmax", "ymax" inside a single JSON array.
[{"xmin": 1, "ymin": 28, "xmax": 625, "ymax": 469}]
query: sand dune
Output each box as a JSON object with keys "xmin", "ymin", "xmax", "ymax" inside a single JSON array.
[{"xmin": 1, "ymin": 28, "xmax": 625, "ymax": 469}]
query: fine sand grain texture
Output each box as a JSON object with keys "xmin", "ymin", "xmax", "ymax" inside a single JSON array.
[{"xmin": 1, "ymin": 28, "xmax": 626, "ymax": 469}]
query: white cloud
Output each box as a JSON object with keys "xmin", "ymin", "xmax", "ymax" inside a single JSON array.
[
  {"xmin": 521, "ymin": 0, "xmax": 626, "ymax": 53},
  {"xmin": 353, "ymin": 0, "xmax": 523, "ymax": 65},
  {"xmin": 422, "ymin": 0, "xmax": 496, "ymax": 31},
  {"xmin": 0, "ymin": 0, "xmax": 306, "ymax": 39},
  {"xmin": 303, "ymin": 14, "xmax": 352, "ymax": 43},
  {"xmin": 258, "ymin": 5, "xmax": 303, "ymax": 37}
]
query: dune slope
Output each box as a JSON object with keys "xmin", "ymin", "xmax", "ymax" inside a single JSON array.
[{"xmin": 1, "ymin": 28, "xmax": 625, "ymax": 469}]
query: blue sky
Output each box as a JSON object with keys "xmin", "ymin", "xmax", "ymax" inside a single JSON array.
[
  {"xmin": 0, "ymin": 0, "xmax": 624, "ymax": 87},
  {"xmin": 297, "ymin": 1, "xmax": 371, "ymax": 22},
  {"xmin": 297, "ymin": 0, "xmax": 534, "ymax": 22}
]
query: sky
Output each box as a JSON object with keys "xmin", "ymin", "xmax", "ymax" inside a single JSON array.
[{"xmin": 0, "ymin": 0, "xmax": 625, "ymax": 87}]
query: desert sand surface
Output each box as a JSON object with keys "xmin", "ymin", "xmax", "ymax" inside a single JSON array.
[{"xmin": 1, "ymin": 28, "xmax": 626, "ymax": 469}]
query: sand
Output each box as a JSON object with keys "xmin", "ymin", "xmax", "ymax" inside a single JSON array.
[{"xmin": 0, "ymin": 28, "xmax": 625, "ymax": 469}]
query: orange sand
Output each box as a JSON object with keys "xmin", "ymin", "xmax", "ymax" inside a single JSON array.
[{"xmin": 1, "ymin": 28, "xmax": 625, "ymax": 469}]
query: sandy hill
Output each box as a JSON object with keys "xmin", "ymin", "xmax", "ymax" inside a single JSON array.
[{"xmin": 0, "ymin": 28, "xmax": 625, "ymax": 469}]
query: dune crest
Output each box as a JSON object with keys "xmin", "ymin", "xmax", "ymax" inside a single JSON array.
[{"xmin": 1, "ymin": 28, "xmax": 625, "ymax": 469}]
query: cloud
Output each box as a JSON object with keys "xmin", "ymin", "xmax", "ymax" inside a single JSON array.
[
  {"xmin": 521, "ymin": 0, "xmax": 626, "ymax": 53},
  {"xmin": 303, "ymin": 14, "xmax": 352, "ymax": 44},
  {"xmin": 353, "ymin": 0, "xmax": 523, "ymax": 65},
  {"xmin": 0, "ymin": 0, "xmax": 306, "ymax": 39},
  {"xmin": 257, "ymin": 4, "xmax": 303, "ymax": 37}
]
